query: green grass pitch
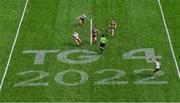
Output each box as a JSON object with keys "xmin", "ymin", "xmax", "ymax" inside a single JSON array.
[{"xmin": 0, "ymin": 0, "xmax": 180, "ymax": 102}]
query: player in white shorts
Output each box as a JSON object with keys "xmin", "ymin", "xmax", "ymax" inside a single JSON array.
[
  {"xmin": 72, "ymin": 32, "xmax": 82, "ymax": 46},
  {"xmin": 149, "ymin": 58, "xmax": 160, "ymax": 78}
]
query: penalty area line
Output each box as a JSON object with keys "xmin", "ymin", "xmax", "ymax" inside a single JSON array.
[
  {"xmin": 157, "ymin": 0, "xmax": 180, "ymax": 79},
  {"xmin": 0, "ymin": 0, "xmax": 29, "ymax": 92}
]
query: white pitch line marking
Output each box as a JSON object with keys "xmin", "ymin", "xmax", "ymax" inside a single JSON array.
[
  {"xmin": 0, "ymin": 0, "xmax": 29, "ymax": 92},
  {"xmin": 157, "ymin": 0, "xmax": 180, "ymax": 79}
]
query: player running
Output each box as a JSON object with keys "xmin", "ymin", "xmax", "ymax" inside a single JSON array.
[
  {"xmin": 76, "ymin": 13, "xmax": 87, "ymax": 25},
  {"xmin": 72, "ymin": 32, "xmax": 82, "ymax": 46},
  {"xmin": 108, "ymin": 18, "xmax": 117, "ymax": 37},
  {"xmin": 92, "ymin": 27, "xmax": 100, "ymax": 43},
  {"xmin": 99, "ymin": 35, "xmax": 108, "ymax": 54},
  {"xmin": 149, "ymin": 58, "xmax": 161, "ymax": 78}
]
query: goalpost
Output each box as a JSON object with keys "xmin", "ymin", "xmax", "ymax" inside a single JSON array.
[{"xmin": 90, "ymin": 19, "xmax": 93, "ymax": 45}]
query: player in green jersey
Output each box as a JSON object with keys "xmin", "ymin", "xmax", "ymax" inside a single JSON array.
[{"xmin": 99, "ymin": 35, "xmax": 108, "ymax": 54}]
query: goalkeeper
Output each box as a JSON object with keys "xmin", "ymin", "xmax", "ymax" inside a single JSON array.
[{"xmin": 99, "ymin": 35, "xmax": 108, "ymax": 54}]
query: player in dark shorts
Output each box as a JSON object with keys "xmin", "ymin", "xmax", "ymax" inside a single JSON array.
[
  {"xmin": 149, "ymin": 58, "xmax": 161, "ymax": 78},
  {"xmin": 108, "ymin": 18, "xmax": 117, "ymax": 37},
  {"xmin": 92, "ymin": 27, "xmax": 100, "ymax": 43},
  {"xmin": 99, "ymin": 35, "xmax": 108, "ymax": 54},
  {"xmin": 76, "ymin": 14, "xmax": 87, "ymax": 25}
]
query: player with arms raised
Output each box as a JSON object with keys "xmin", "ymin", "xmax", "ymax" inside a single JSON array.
[
  {"xmin": 108, "ymin": 18, "xmax": 117, "ymax": 37},
  {"xmin": 92, "ymin": 27, "xmax": 100, "ymax": 43},
  {"xmin": 149, "ymin": 58, "xmax": 161, "ymax": 78},
  {"xmin": 72, "ymin": 32, "xmax": 82, "ymax": 46}
]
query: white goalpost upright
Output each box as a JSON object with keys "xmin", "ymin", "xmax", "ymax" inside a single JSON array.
[{"xmin": 90, "ymin": 19, "xmax": 93, "ymax": 45}]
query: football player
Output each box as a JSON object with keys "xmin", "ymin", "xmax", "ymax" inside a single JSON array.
[
  {"xmin": 76, "ymin": 13, "xmax": 87, "ymax": 25},
  {"xmin": 92, "ymin": 27, "xmax": 100, "ymax": 43},
  {"xmin": 99, "ymin": 35, "xmax": 108, "ymax": 54},
  {"xmin": 149, "ymin": 58, "xmax": 161, "ymax": 78},
  {"xmin": 72, "ymin": 32, "xmax": 82, "ymax": 45},
  {"xmin": 108, "ymin": 18, "xmax": 117, "ymax": 37}
]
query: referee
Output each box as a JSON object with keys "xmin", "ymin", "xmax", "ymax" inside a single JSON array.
[{"xmin": 99, "ymin": 35, "xmax": 108, "ymax": 54}]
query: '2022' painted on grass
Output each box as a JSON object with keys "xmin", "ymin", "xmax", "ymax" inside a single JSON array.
[
  {"xmin": 23, "ymin": 48, "xmax": 162, "ymax": 64},
  {"xmin": 13, "ymin": 48, "xmax": 167, "ymax": 87},
  {"xmin": 14, "ymin": 69, "xmax": 168, "ymax": 87}
]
